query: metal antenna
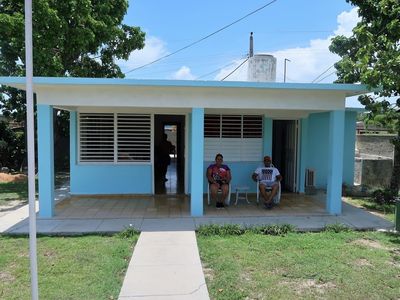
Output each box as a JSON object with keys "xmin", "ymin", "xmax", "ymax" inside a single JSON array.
[{"xmin": 249, "ymin": 32, "xmax": 254, "ymax": 57}]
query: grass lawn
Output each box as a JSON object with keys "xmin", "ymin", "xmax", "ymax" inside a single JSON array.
[
  {"xmin": 0, "ymin": 233, "xmax": 138, "ymax": 300},
  {"xmin": 0, "ymin": 173, "xmax": 67, "ymax": 206},
  {"xmin": 344, "ymin": 197, "xmax": 396, "ymax": 222},
  {"xmin": 0, "ymin": 180, "xmax": 31, "ymax": 205},
  {"xmin": 198, "ymin": 231, "xmax": 400, "ymax": 300}
]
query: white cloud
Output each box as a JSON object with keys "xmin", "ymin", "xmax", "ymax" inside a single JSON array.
[
  {"xmin": 117, "ymin": 36, "xmax": 169, "ymax": 75},
  {"xmin": 214, "ymin": 8, "xmax": 359, "ymax": 86},
  {"xmin": 171, "ymin": 66, "xmax": 195, "ymax": 80}
]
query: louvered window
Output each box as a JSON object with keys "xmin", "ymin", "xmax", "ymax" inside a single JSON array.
[
  {"xmin": 117, "ymin": 114, "xmax": 151, "ymax": 162},
  {"xmin": 204, "ymin": 114, "xmax": 262, "ymax": 138},
  {"xmin": 79, "ymin": 113, "xmax": 114, "ymax": 162},
  {"xmin": 222, "ymin": 115, "xmax": 242, "ymax": 138},
  {"xmin": 243, "ymin": 115, "xmax": 263, "ymax": 138},
  {"xmin": 204, "ymin": 114, "xmax": 263, "ymax": 161},
  {"xmin": 79, "ymin": 113, "xmax": 151, "ymax": 163}
]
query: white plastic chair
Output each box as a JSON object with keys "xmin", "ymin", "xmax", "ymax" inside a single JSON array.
[
  {"xmin": 207, "ymin": 182, "xmax": 231, "ymax": 206},
  {"xmin": 256, "ymin": 181, "xmax": 281, "ymax": 205}
]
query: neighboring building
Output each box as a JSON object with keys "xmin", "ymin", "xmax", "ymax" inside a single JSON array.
[{"xmin": 0, "ymin": 76, "xmax": 368, "ymax": 217}]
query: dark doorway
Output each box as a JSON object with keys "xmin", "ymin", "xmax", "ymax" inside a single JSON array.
[
  {"xmin": 154, "ymin": 115, "xmax": 185, "ymax": 194},
  {"xmin": 272, "ymin": 120, "xmax": 298, "ymax": 192}
]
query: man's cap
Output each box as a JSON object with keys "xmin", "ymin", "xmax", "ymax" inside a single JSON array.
[{"xmin": 263, "ymin": 155, "xmax": 271, "ymax": 161}]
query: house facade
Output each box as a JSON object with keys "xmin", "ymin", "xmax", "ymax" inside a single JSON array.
[{"xmin": 0, "ymin": 77, "xmax": 368, "ymax": 218}]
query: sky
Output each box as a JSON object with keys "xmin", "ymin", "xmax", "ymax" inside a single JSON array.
[{"xmin": 118, "ymin": 0, "xmax": 362, "ymax": 106}]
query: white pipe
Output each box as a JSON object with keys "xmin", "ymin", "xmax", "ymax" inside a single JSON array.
[{"xmin": 25, "ymin": 0, "xmax": 39, "ymax": 299}]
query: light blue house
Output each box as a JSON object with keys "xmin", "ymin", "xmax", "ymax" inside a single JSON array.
[{"xmin": 0, "ymin": 77, "xmax": 368, "ymax": 218}]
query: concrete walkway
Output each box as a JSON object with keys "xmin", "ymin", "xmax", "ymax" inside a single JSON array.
[{"xmin": 119, "ymin": 230, "xmax": 209, "ymax": 299}]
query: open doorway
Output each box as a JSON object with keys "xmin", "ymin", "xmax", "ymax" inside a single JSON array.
[
  {"xmin": 154, "ymin": 115, "xmax": 185, "ymax": 194},
  {"xmin": 272, "ymin": 120, "xmax": 299, "ymax": 192}
]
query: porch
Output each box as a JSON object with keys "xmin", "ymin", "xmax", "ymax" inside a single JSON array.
[{"xmin": 54, "ymin": 193, "xmax": 326, "ymax": 219}]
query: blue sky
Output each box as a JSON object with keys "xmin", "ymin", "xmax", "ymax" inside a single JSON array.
[{"xmin": 118, "ymin": 1, "xmax": 362, "ymax": 106}]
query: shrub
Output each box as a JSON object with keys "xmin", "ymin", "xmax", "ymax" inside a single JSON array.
[
  {"xmin": 117, "ymin": 225, "xmax": 140, "ymax": 239},
  {"xmin": 197, "ymin": 224, "xmax": 296, "ymax": 236},
  {"xmin": 324, "ymin": 223, "xmax": 352, "ymax": 233},
  {"xmin": 197, "ymin": 224, "xmax": 244, "ymax": 236},
  {"xmin": 249, "ymin": 224, "xmax": 296, "ymax": 236},
  {"xmin": 371, "ymin": 188, "xmax": 397, "ymax": 205}
]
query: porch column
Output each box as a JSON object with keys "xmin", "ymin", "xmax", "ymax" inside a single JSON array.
[
  {"xmin": 327, "ymin": 110, "xmax": 345, "ymax": 215},
  {"xmin": 298, "ymin": 118, "xmax": 309, "ymax": 193},
  {"xmin": 263, "ymin": 116, "xmax": 273, "ymax": 156},
  {"xmin": 190, "ymin": 108, "xmax": 204, "ymax": 216},
  {"xmin": 37, "ymin": 104, "xmax": 55, "ymax": 218}
]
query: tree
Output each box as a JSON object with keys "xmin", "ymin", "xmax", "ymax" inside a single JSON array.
[
  {"xmin": 0, "ymin": 0, "xmax": 145, "ymax": 169},
  {"xmin": 329, "ymin": 0, "xmax": 400, "ymax": 195}
]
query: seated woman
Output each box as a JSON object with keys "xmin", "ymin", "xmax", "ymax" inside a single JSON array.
[{"xmin": 206, "ymin": 153, "xmax": 231, "ymax": 208}]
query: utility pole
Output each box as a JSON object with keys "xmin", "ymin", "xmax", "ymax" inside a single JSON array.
[{"xmin": 284, "ymin": 58, "xmax": 291, "ymax": 83}]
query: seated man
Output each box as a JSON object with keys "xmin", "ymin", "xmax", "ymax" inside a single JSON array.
[
  {"xmin": 252, "ymin": 155, "xmax": 282, "ymax": 209},
  {"xmin": 207, "ymin": 153, "xmax": 231, "ymax": 208}
]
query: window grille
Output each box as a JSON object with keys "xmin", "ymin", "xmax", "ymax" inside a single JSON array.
[
  {"xmin": 79, "ymin": 113, "xmax": 114, "ymax": 162},
  {"xmin": 117, "ymin": 114, "xmax": 151, "ymax": 162},
  {"xmin": 204, "ymin": 114, "xmax": 262, "ymax": 138},
  {"xmin": 79, "ymin": 113, "xmax": 151, "ymax": 163}
]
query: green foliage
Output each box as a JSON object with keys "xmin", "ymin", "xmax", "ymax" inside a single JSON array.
[
  {"xmin": 0, "ymin": 121, "xmax": 25, "ymax": 170},
  {"xmin": 329, "ymin": 0, "xmax": 400, "ymax": 193},
  {"xmin": 196, "ymin": 223, "xmax": 296, "ymax": 236},
  {"xmin": 117, "ymin": 225, "xmax": 140, "ymax": 239},
  {"xmin": 372, "ymin": 188, "xmax": 397, "ymax": 205},
  {"xmin": 197, "ymin": 224, "xmax": 245, "ymax": 236},
  {"xmin": 249, "ymin": 224, "xmax": 296, "ymax": 236},
  {"xmin": 323, "ymin": 223, "xmax": 352, "ymax": 233},
  {"xmin": 0, "ymin": 0, "xmax": 146, "ymax": 169}
]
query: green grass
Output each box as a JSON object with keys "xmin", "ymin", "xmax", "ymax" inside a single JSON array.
[
  {"xmin": 344, "ymin": 197, "xmax": 396, "ymax": 222},
  {"xmin": 198, "ymin": 231, "xmax": 400, "ymax": 300},
  {"xmin": 0, "ymin": 180, "xmax": 31, "ymax": 204},
  {"xmin": 0, "ymin": 233, "xmax": 138, "ymax": 300},
  {"xmin": 0, "ymin": 173, "xmax": 67, "ymax": 205}
]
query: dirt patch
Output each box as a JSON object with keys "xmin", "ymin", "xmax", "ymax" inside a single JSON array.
[
  {"xmin": 0, "ymin": 173, "xmax": 27, "ymax": 183},
  {"xmin": 0, "ymin": 271, "xmax": 15, "ymax": 283},
  {"xmin": 353, "ymin": 258, "xmax": 373, "ymax": 267},
  {"xmin": 202, "ymin": 265, "xmax": 215, "ymax": 281},
  {"xmin": 351, "ymin": 238, "xmax": 392, "ymax": 250},
  {"xmin": 281, "ymin": 279, "xmax": 336, "ymax": 296}
]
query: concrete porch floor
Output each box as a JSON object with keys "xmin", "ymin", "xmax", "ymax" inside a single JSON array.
[
  {"xmin": 54, "ymin": 193, "xmax": 326, "ymax": 219},
  {"xmin": 1, "ymin": 192, "xmax": 394, "ymax": 234}
]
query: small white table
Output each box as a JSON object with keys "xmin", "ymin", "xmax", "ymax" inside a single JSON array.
[{"xmin": 235, "ymin": 186, "xmax": 250, "ymax": 205}]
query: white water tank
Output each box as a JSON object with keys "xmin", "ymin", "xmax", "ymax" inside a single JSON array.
[{"xmin": 247, "ymin": 54, "xmax": 276, "ymax": 82}]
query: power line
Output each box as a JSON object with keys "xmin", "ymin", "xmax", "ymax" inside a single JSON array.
[
  {"xmin": 124, "ymin": 0, "xmax": 278, "ymax": 75},
  {"xmin": 311, "ymin": 64, "xmax": 334, "ymax": 83},
  {"xmin": 221, "ymin": 57, "xmax": 249, "ymax": 81},
  {"xmin": 196, "ymin": 54, "xmax": 248, "ymax": 80},
  {"xmin": 315, "ymin": 70, "xmax": 336, "ymax": 83}
]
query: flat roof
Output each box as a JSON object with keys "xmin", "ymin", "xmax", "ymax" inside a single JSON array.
[{"xmin": 0, "ymin": 76, "xmax": 369, "ymax": 96}]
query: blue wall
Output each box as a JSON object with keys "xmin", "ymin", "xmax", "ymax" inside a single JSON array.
[
  {"xmin": 305, "ymin": 111, "xmax": 356, "ymax": 189},
  {"xmin": 307, "ymin": 112, "xmax": 330, "ymax": 188},
  {"xmin": 343, "ymin": 111, "xmax": 357, "ymax": 185},
  {"xmin": 69, "ymin": 112, "xmax": 153, "ymax": 195}
]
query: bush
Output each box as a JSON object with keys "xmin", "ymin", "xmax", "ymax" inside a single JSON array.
[
  {"xmin": 249, "ymin": 224, "xmax": 296, "ymax": 236},
  {"xmin": 117, "ymin": 225, "xmax": 140, "ymax": 239},
  {"xmin": 197, "ymin": 224, "xmax": 245, "ymax": 236},
  {"xmin": 372, "ymin": 188, "xmax": 397, "ymax": 205},
  {"xmin": 196, "ymin": 224, "xmax": 296, "ymax": 236},
  {"xmin": 324, "ymin": 223, "xmax": 352, "ymax": 233}
]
